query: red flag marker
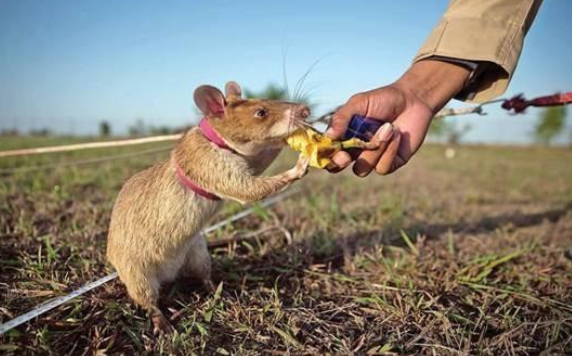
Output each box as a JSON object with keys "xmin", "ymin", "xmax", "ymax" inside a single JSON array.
[{"xmin": 502, "ymin": 92, "xmax": 572, "ymax": 114}]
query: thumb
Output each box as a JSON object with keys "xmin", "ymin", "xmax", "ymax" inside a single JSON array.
[{"xmin": 326, "ymin": 95, "xmax": 367, "ymax": 139}]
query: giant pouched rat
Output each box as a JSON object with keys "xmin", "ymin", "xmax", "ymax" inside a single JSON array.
[{"xmin": 106, "ymin": 81, "xmax": 311, "ymax": 334}]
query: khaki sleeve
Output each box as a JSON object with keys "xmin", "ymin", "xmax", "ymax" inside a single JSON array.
[{"xmin": 414, "ymin": 0, "xmax": 543, "ymax": 103}]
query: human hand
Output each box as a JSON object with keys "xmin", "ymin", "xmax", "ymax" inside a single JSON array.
[{"xmin": 326, "ymin": 60, "xmax": 471, "ymax": 176}]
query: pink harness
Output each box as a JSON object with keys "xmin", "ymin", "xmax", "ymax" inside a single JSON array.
[{"xmin": 175, "ymin": 118, "xmax": 234, "ymax": 200}]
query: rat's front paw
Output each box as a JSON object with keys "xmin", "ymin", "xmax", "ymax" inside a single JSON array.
[
  {"xmin": 293, "ymin": 156, "xmax": 310, "ymax": 179},
  {"xmin": 284, "ymin": 156, "xmax": 309, "ymax": 182}
]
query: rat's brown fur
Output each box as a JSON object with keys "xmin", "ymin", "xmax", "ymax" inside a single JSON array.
[{"xmin": 106, "ymin": 81, "xmax": 309, "ymax": 334}]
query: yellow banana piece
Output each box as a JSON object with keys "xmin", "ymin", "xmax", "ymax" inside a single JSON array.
[{"xmin": 286, "ymin": 128, "xmax": 372, "ymax": 169}]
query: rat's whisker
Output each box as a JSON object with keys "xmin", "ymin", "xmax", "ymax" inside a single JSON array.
[
  {"xmin": 291, "ymin": 118, "xmax": 312, "ymax": 132},
  {"xmin": 309, "ymin": 109, "xmax": 336, "ymax": 125},
  {"xmin": 296, "ymin": 86, "xmax": 319, "ymax": 109},
  {"xmin": 293, "ymin": 58, "xmax": 323, "ymax": 103},
  {"xmin": 287, "ymin": 103, "xmax": 297, "ymax": 135},
  {"xmin": 282, "ymin": 42, "xmax": 291, "ymax": 101},
  {"xmin": 296, "ymin": 120, "xmax": 312, "ymax": 129}
]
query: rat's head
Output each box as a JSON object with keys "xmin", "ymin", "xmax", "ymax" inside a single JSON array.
[{"xmin": 194, "ymin": 81, "xmax": 310, "ymax": 154}]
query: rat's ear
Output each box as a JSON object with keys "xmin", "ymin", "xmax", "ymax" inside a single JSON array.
[
  {"xmin": 225, "ymin": 81, "xmax": 242, "ymax": 100},
  {"xmin": 194, "ymin": 85, "xmax": 226, "ymax": 117}
]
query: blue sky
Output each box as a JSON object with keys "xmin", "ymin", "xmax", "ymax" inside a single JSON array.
[{"xmin": 1, "ymin": 0, "xmax": 571, "ymax": 143}]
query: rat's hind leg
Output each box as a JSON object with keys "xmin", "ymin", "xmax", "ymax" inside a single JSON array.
[
  {"xmin": 181, "ymin": 234, "xmax": 214, "ymax": 292},
  {"xmin": 121, "ymin": 269, "xmax": 174, "ymax": 335}
]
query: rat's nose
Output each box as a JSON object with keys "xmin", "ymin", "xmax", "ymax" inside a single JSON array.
[{"xmin": 296, "ymin": 105, "xmax": 311, "ymax": 119}]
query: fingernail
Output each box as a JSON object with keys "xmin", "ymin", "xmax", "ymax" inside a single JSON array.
[
  {"xmin": 325, "ymin": 128, "xmax": 335, "ymax": 137},
  {"xmin": 331, "ymin": 153, "xmax": 350, "ymax": 167},
  {"xmin": 376, "ymin": 123, "xmax": 393, "ymax": 142},
  {"xmin": 353, "ymin": 162, "xmax": 370, "ymax": 178}
]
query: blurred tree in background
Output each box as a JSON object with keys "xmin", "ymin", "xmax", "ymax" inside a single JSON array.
[
  {"xmin": 127, "ymin": 118, "xmax": 188, "ymax": 136},
  {"xmin": 29, "ymin": 128, "xmax": 51, "ymax": 136},
  {"xmin": 428, "ymin": 114, "xmax": 472, "ymax": 145},
  {"xmin": 0, "ymin": 129, "xmax": 20, "ymax": 136},
  {"xmin": 244, "ymin": 83, "xmax": 288, "ymax": 101},
  {"xmin": 446, "ymin": 122, "xmax": 472, "ymax": 145},
  {"xmin": 534, "ymin": 106, "xmax": 567, "ymax": 145},
  {"xmin": 245, "ymin": 83, "xmax": 315, "ymax": 112},
  {"xmin": 128, "ymin": 118, "xmax": 147, "ymax": 137},
  {"xmin": 99, "ymin": 121, "xmax": 112, "ymax": 137},
  {"xmin": 428, "ymin": 116, "xmax": 449, "ymax": 139}
]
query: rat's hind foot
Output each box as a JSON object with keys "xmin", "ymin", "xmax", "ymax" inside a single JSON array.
[{"xmin": 151, "ymin": 309, "xmax": 175, "ymax": 335}]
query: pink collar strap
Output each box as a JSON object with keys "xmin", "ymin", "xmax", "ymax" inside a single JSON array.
[
  {"xmin": 175, "ymin": 163, "xmax": 221, "ymax": 200},
  {"xmin": 199, "ymin": 118, "xmax": 234, "ymax": 152},
  {"xmin": 175, "ymin": 118, "xmax": 234, "ymax": 200}
]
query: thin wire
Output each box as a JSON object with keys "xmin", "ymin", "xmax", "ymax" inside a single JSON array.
[
  {"xmin": 203, "ymin": 187, "xmax": 300, "ymax": 234},
  {"xmin": 480, "ymin": 97, "xmax": 507, "ymax": 106},
  {"xmin": 0, "ymin": 146, "xmax": 172, "ymax": 175},
  {"xmin": 0, "ymin": 134, "xmax": 181, "ymax": 158},
  {"xmin": 0, "ymin": 273, "xmax": 119, "ymax": 336}
]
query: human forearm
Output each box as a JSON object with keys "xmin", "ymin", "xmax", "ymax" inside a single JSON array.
[{"xmin": 394, "ymin": 59, "xmax": 471, "ymax": 114}]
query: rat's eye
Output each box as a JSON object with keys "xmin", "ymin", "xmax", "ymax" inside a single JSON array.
[{"xmin": 254, "ymin": 108, "xmax": 268, "ymax": 118}]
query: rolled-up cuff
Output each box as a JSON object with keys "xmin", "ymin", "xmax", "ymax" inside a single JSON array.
[{"xmin": 413, "ymin": 17, "xmax": 524, "ymax": 103}]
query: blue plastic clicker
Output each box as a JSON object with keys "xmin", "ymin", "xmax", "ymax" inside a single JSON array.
[{"xmin": 342, "ymin": 115, "xmax": 386, "ymax": 142}]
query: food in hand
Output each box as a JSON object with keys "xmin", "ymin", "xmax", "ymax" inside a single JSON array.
[{"xmin": 286, "ymin": 128, "xmax": 373, "ymax": 169}]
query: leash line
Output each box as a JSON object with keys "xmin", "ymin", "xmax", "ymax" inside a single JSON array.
[
  {"xmin": 0, "ymin": 146, "xmax": 172, "ymax": 175},
  {"xmin": 0, "ymin": 134, "xmax": 181, "ymax": 158}
]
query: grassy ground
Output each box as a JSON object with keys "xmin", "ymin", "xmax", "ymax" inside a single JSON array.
[{"xmin": 0, "ymin": 137, "xmax": 571, "ymax": 355}]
